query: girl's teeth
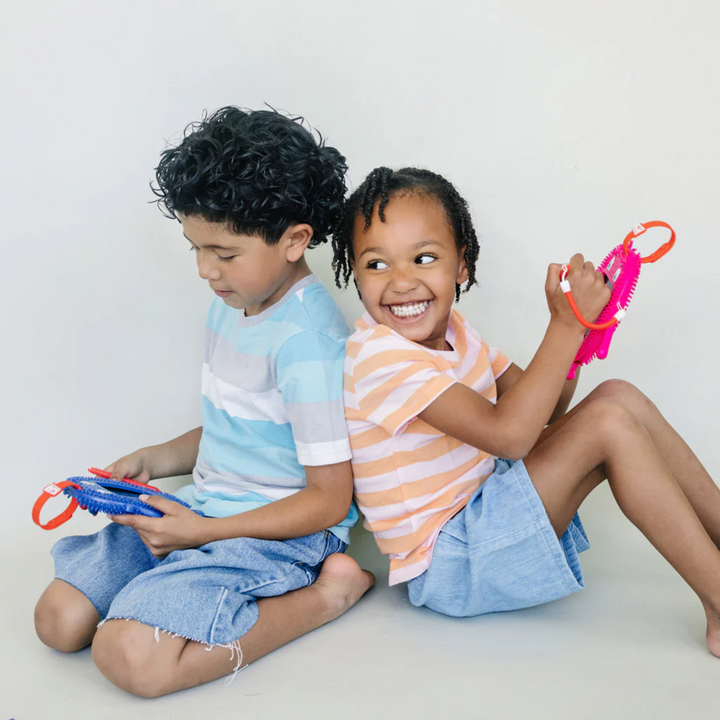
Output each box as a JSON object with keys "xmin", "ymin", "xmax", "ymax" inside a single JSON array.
[{"xmin": 389, "ymin": 301, "xmax": 429, "ymax": 317}]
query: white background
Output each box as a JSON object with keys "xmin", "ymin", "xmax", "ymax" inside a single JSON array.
[{"xmin": 1, "ymin": 1, "xmax": 719, "ymax": 716}]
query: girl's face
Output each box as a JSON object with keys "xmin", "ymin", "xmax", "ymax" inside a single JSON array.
[{"xmin": 351, "ymin": 193, "xmax": 468, "ymax": 351}]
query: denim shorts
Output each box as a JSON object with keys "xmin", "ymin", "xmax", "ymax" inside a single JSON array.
[
  {"xmin": 407, "ymin": 458, "xmax": 589, "ymax": 617},
  {"xmin": 52, "ymin": 524, "xmax": 346, "ymax": 646}
]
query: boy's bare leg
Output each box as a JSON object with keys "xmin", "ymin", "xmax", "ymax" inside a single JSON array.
[
  {"xmin": 91, "ymin": 554, "xmax": 374, "ymax": 698},
  {"xmin": 35, "ymin": 579, "xmax": 100, "ymax": 652},
  {"xmin": 536, "ymin": 379, "xmax": 720, "ymax": 546},
  {"xmin": 523, "ymin": 396, "xmax": 720, "ymax": 656}
]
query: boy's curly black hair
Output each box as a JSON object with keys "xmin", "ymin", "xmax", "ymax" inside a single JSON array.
[
  {"xmin": 331, "ymin": 167, "xmax": 480, "ymax": 301},
  {"xmin": 153, "ymin": 107, "xmax": 348, "ymax": 247}
]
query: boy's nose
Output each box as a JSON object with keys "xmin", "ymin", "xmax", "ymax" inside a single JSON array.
[{"xmin": 197, "ymin": 257, "xmax": 220, "ymax": 281}]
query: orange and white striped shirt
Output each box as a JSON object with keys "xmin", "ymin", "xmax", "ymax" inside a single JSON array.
[{"xmin": 344, "ymin": 309, "xmax": 511, "ymax": 586}]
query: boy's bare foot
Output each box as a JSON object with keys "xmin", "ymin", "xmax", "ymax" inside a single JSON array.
[{"xmin": 312, "ymin": 553, "xmax": 375, "ymax": 621}]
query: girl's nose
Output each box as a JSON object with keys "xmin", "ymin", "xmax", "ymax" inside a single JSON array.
[{"xmin": 389, "ymin": 266, "xmax": 417, "ymax": 292}]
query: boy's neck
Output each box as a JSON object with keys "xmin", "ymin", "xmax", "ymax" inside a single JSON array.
[{"xmin": 244, "ymin": 257, "xmax": 313, "ymax": 317}]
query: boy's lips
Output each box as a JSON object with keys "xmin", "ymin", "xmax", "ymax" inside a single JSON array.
[{"xmin": 213, "ymin": 289, "xmax": 233, "ymax": 297}]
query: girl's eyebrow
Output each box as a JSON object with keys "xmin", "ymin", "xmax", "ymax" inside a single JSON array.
[{"xmin": 357, "ymin": 239, "xmax": 442, "ymax": 259}]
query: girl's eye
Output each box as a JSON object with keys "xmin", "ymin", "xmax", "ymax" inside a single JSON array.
[
  {"xmin": 217, "ymin": 255, "xmax": 236, "ymax": 262},
  {"xmin": 367, "ymin": 259, "xmax": 389, "ymax": 270},
  {"xmin": 416, "ymin": 254, "xmax": 436, "ymax": 264}
]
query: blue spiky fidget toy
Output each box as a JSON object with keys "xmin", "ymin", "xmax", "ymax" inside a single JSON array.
[{"xmin": 32, "ymin": 467, "xmax": 199, "ymax": 530}]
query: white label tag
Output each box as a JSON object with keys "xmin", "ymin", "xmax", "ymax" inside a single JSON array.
[
  {"xmin": 44, "ymin": 483, "xmax": 62, "ymax": 496},
  {"xmin": 633, "ymin": 224, "xmax": 645, "ymax": 235}
]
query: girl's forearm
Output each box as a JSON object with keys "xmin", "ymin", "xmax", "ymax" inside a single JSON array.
[{"xmin": 497, "ymin": 319, "xmax": 584, "ymax": 454}]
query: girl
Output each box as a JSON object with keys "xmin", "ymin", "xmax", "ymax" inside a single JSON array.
[{"xmin": 333, "ymin": 166, "xmax": 720, "ymax": 654}]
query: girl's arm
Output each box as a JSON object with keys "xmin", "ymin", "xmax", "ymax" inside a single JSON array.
[
  {"xmin": 419, "ymin": 255, "xmax": 609, "ymax": 459},
  {"xmin": 497, "ymin": 364, "xmax": 580, "ymax": 425}
]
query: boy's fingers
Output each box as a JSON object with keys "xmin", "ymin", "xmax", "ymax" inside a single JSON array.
[
  {"xmin": 139, "ymin": 494, "xmax": 179, "ymax": 516},
  {"xmin": 110, "ymin": 513, "xmax": 157, "ymax": 532},
  {"xmin": 546, "ymin": 263, "xmax": 562, "ymax": 289}
]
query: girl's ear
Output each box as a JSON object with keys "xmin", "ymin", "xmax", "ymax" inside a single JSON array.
[
  {"xmin": 284, "ymin": 224, "xmax": 313, "ymax": 262},
  {"xmin": 456, "ymin": 246, "xmax": 469, "ymax": 285}
]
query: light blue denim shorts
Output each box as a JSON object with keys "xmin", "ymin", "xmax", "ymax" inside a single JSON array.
[
  {"xmin": 408, "ymin": 458, "xmax": 589, "ymax": 617},
  {"xmin": 52, "ymin": 524, "xmax": 346, "ymax": 646}
]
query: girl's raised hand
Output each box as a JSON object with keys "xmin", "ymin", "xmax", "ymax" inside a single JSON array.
[{"xmin": 545, "ymin": 253, "xmax": 611, "ymax": 332}]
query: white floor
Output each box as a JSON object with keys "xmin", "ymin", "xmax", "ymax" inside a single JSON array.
[{"xmin": 4, "ymin": 483, "xmax": 720, "ymax": 720}]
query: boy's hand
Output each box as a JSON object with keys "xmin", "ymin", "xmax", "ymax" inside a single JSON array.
[
  {"xmin": 104, "ymin": 451, "xmax": 153, "ymax": 484},
  {"xmin": 545, "ymin": 253, "xmax": 611, "ymax": 333},
  {"xmin": 111, "ymin": 496, "xmax": 209, "ymax": 557}
]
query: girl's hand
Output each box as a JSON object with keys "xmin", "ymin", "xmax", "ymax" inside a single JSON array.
[
  {"xmin": 545, "ymin": 253, "xmax": 611, "ymax": 332},
  {"xmin": 111, "ymin": 495, "xmax": 210, "ymax": 557},
  {"xmin": 104, "ymin": 451, "xmax": 153, "ymax": 484}
]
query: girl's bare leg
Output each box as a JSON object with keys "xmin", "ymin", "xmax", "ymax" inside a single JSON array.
[
  {"xmin": 90, "ymin": 554, "xmax": 374, "ymax": 697},
  {"xmin": 537, "ymin": 379, "xmax": 720, "ymax": 546},
  {"xmin": 523, "ymin": 396, "xmax": 720, "ymax": 656}
]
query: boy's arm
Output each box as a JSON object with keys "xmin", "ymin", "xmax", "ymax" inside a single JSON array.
[
  {"xmin": 419, "ymin": 256, "xmax": 608, "ymax": 460},
  {"xmin": 105, "ymin": 427, "xmax": 203, "ymax": 482},
  {"xmin": 111, "ymin": 460, "xmax": 353, "ymax": 556},
  {"xmin": 496, "ymin": 363, "xmax": 580, "ymax": 426}
]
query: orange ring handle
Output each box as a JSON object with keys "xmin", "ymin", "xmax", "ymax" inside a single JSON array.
[
  {"xmin": 32, "ymin": 480, "xmax": 82, "ymax": 530},
  {"xmin": 563, "ymin": 289, "xmax": 619, "ymax": 331},
  {"xmin": 623, "ymin": 221, "xmax": 675, "ymax": 264}
]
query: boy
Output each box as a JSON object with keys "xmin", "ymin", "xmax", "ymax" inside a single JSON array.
[{"xmin": 34, "ymin": 107, "xmax": 374, "ymax": 697}]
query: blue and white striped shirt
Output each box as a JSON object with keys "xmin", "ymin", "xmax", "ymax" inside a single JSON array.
[{"xmin": 176, "ymin": 274, "xmax": 358, "ymax": 542}]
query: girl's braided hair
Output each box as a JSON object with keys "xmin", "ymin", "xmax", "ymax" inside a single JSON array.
[{"xmin": 331, "ymin": 167, "xmax": 480, "ymax": 301}]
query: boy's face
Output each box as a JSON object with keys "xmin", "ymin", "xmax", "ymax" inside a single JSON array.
[
  {"xmin": 180, "ymin": 215, "xmax": 310, "ymax": 315},
  {"xmin": 351, "ymin": 194, "xmax": 468, "ymax": 352}
]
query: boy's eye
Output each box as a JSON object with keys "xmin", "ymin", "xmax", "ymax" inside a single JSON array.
[
  {"xmin": 217, "ymin": 255, "xmax": 236, "ymax": 262},
  {"xmin": 415, "ymin": 254, "xmax": 436, "ymax": 264},
  {"xmin": 367, "ymin": 259, "xmax": 389, "ymax": 270}
]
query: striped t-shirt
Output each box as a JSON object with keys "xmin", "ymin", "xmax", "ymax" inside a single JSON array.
[
  {"xmin": 176, "ymin": 273, "xmax": 358, "ymax": 542},
  {"xmin": 344, "ymin": 309, "xmax": 511, "ymax": 584}
]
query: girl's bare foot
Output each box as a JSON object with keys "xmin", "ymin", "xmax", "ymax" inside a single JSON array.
[
  {"xmin": 705, "ymin": 606, "xmax": 720, "ymax": 657},
  {"xmin": 311, "ymin": 553, "xmax": 375, "ymax": 621}
]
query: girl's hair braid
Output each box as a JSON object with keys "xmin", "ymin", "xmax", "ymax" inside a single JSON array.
[{"xmin": 332, "ymin": 167, "xmax": 480, "ymax": 301}]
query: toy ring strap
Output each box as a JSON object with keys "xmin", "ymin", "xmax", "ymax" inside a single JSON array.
[
  {"xmin": 32, "ymin": 480, "xmax": 82, "ymax": 530},
  {"xmin": 623, "ymin": 221, "xmax": 676, "ymax": 264}
]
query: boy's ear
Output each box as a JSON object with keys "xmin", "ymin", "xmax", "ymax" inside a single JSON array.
[
  {"xmin": 284, "ymin": 224, "xmax": 313, "ymax": 262},
  {"xmin": 456, "ymin": 246, "xmax": 469, "ymax": 285}
]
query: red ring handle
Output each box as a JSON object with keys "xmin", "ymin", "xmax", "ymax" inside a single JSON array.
[{"xmin": 32, "ymin": 480, "xmax": 82, "ymax": 530}]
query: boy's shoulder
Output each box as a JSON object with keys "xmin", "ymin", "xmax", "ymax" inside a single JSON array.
[{"xmin": 206, "ymin": 275, "xmax": 349, "ymax": 358}]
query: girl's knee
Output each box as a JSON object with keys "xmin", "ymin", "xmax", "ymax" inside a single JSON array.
[
  {"xmin": 92, "ymin": 620, "xmax": 174, "ymax": 698},
  {"xmin": 579, "ymin": 397, "xmax": 644, "ymax": 439}
]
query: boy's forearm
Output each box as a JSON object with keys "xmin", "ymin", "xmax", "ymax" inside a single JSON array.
[
  {"xmin": 497, "ymin": 319, "xmax": 584, "ymax": 454},
  {"xmin": 198, "ymin": 485, "xmax": 350, "ymax": 544},
  {"xmin": 142, "ymin": 427, "xmax": 203, "ymax": 480}
]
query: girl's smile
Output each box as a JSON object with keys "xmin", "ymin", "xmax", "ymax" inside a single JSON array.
[{"xmin": 352, "ymin": 194, "xmax": 468, "ymax": 351}]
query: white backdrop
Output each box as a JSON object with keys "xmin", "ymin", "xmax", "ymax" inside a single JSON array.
[{"xmin": 2, "ymin": 0, "xmax": 718, "ymax": 532}]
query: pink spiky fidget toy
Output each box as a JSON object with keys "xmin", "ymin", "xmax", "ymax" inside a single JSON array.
[{"xmin": 560, "ymin": 221, "xmax": 675, "ymax": 380}]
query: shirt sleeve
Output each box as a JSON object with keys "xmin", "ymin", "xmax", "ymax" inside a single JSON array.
[
  {"xmin": 351, "ymin": 333, "xmax": 457, "ymax": 437},
  {"xmin": 276, "ymin": 330, "xmax": 352, "ymax": 467},
  {"xmin": 486, "ymin": 343, "xmax": 512, "ymax": 380}
]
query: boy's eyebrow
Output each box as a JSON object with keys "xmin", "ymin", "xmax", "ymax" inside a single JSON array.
[
  {"xmin": 183, "ymin": 233, "xmax": 240, "ymax": 251},
  {"xmin": 357, "ymin": 239, "xmax": 443, "ymax": 259}
]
